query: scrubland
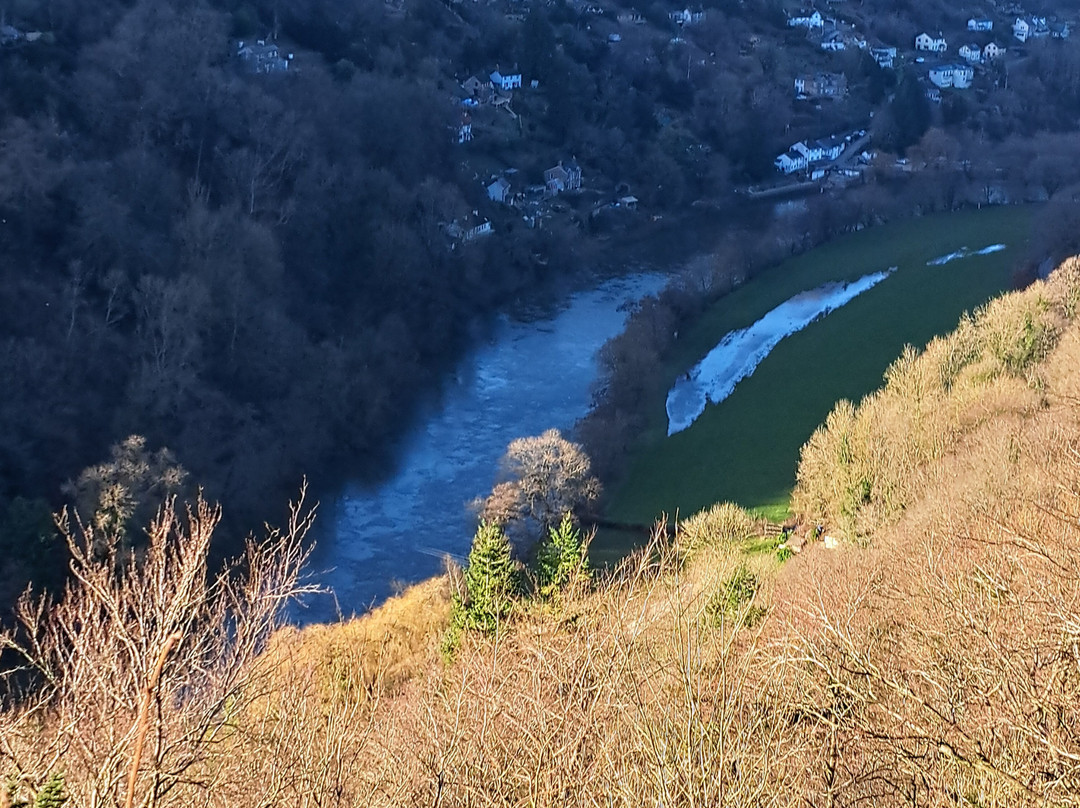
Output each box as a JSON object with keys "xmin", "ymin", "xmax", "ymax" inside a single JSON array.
[{"xmin": 6, "ymin": 259, "xmax": 1080, "ymax": 806}]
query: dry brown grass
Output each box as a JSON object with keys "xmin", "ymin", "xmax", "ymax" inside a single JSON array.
[{"xmin": 262, "ymin": 575, "xmax": 452, "ymax": 710}]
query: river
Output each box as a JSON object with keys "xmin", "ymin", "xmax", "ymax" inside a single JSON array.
[{"xmin": 301, "ymin": 271, "xmax": 669, "ymax": 621}]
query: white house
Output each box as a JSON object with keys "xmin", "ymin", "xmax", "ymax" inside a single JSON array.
[
  {"xmin": 774, "ymin": 149, "xmax": 808, "ymax": 174},
  {"xmin": 958, "ymin": 43, "xmax": 983, "ymax": 63},
  {"xmin": 812, "ymin": 134, "xmax": 846, "ymax": 161},
  {"xmin": 915, "ymin": 32, "xmax": 947, "ymax": 52},
  {"xmin": 792, "ymin": 141, "xmax": 822, "ymax": 162},
  {"xmin": 486, "ymin": 176, "xmax": 511, "ymax": 203},
  {"xmin": 1013, "ymin": 17, "xmax": 1048, "ymax": 42},
  {"xmin": 669, "ymin": 8, "xmax": 705, "ymax": 25},
  {"xmin": 794, "ymin": 72, "xmax": 848, "ymax": 98},
  {"xmin": 544, "ymin": 160, "xmax": 582, "ymax": 195},
  {"xmin": 236, "ymin": 39, "xmax": 291, "ymax": 73},
  {"xmin": 870, "ymin": 46, "xmax": 897, "ymax": 68},
  {"xmin": 968, "ymin": 18, "xmax": 993, "ymax": 31},
  {"xmin": 983, "ymin": 41, "xmax": 1006, "ymax": 60},
  {"xmin": 777, "ymin": 131, "xmax": 849, "ymax": 173},
  {"xmin": 787, "ymin": 10, "xmax": 823, "ymax": 29},
  {"xmin": 929, "ymin": 63, "xmax": 974, "ymax": 89},
  {"xmin": 458, "ymin": 113, "xmax": 473, "ymax": 144},
  {"xmin": 446, "ymin": 217, "xmax": 493, "ymax": 245},
  {"xmin": 490, "ymin": 70, "xmax": 522, "ymax": 90}
]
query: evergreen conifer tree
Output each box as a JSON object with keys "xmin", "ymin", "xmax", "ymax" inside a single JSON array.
[
  {"xmin": 535, "ymin": 512, "xmax": 590, "ymax": 598},
  {"xmin": 461, "ymin": 521, "xmax": 518, "ymax": 634}
]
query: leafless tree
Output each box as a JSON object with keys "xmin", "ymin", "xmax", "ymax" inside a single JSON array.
[
  {"xmin": 480, "ymin": 429, "xmax": 600, "ymax": 546},
  {"xmin": 0, "ymin": 488, "xmax": 320, "ymax": 808}
]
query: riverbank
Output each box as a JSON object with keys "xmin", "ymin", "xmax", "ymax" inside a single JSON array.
[{"xmin": 593, "ymin": 205, "xmax": 1035, "ymax": 562}]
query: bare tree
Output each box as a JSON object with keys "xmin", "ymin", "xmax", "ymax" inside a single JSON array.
[
  {"xmin": 480, "ymin": 429, "xmax": 600, "ymax": 547},
  {"xmin": 0, "ymin": 488, "xmax": 320, "ymax": 808}
]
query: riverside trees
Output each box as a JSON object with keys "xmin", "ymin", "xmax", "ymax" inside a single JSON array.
[{"xmin": 479, "ymin": 429, "xmax": 600, "ymax": 548}]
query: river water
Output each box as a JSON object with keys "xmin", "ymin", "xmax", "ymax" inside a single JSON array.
[{"xmin": 301, "ymin": 271, "xmax": 668, "ymax": 621}]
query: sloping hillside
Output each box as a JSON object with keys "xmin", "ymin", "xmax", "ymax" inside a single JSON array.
[{"xmin": 5, "ymin": 260, "xmax": 1080, "ymax": 806}]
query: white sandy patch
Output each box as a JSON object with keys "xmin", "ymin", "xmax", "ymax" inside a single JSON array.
[
  {"xmin": 665, "ymin": 269, "xmax": 895, "ymax": 435},
  {"xmin": 927, "ymin": 243, "xmax": 1006, "ymax": 265}
]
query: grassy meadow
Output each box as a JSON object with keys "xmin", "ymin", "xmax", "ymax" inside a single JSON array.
[{"xmin": 599, "ymin": 206, "xmax": 1034, "ymax": 551}]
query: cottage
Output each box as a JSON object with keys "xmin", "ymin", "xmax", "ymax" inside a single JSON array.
[
  {"xmin": 792, "ymin": 141, "xmax": 822, "ymax": 163},
  {"xmin": 236, "ymin": 39, "xmax": 290, "ymax": 73},
  {"xmin": 983, "ymin": 41, "xmax": 1006, "ymax": 60},
  {"xmin": 486, "ymin": 176, "xmax": 512, "ymax": 204},
  {"xmin": 794, "ymin": 72, "xmax": 848, "ymax": 99},
  {"xmin": 958, "ymin": 43, "xmax": 983, "ymax": 63},
  {"xmin": 1013, "ymin": 16, "xmax": 1048, "ymax": 42},
  {"xmin": 490, "ymin": 70, "xmax": 522, "ymax": 91},
  {"xmin": 870, "ymin": 46, "xmax": 897, "ymax": 68},
  {"xmin": 967, "ymin": 18, "xmax": 993, "ymax": 31},
  {"xmin": 617, "ymin": 11, "xmax": 645, "ymax": 24},
  {"xmin": 787, "ymin": 10, "xmax": 823, "ymax": 29},
  {"xmin": 462, "ymin": 75, "xmax": 490, "ymax": 97},
  {"xmin": 458, "ymin": 113, "xmax": 473, "ymax": 144},
  {"xmin": 774, "ymin": 149, "xmax": 808, "ymax": 174},
  {"xmin": 1051, "ymin": 21, "xmax": 1071, "ymax": 39},
  {"xmin": 446, "ymin": 216, "xmax": 493, "ymax": 245},
  {"xmin": 0, "ymin": 24, "xmax": 21, "ymax": 44},
  {"xmin": 669, "ymin": 8, "xmax": 705, "ymax": 26},
  {"xmin": 813, "ymin": 134, "xmax": 846, "ymax": 161},
  {"xmin": 915, "ymin": 32, "xmax": 947, "ymax": 52},
  {"xmin": 544, "ymin": 159, "xmax": 583, "ymax": 195},
  {"xmin": 928, "ymin": 63, "xmax": 974, "ymax": 89},
  {"xmin": 618, "ymin": 195, "xmax": 639, "ymax": 210}
]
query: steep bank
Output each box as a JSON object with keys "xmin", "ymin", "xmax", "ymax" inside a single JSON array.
[
  {"xmin": 6, "ymin": 256, "xmax": 1080, "ymax": 807},
  {"xmin": 259, "ymin": 255, "xmax": 1080, "ymax": 805}
]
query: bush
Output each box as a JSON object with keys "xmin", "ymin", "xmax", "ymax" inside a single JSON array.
[
  {"xmin": 679, "ymin": 502, "xmax": 755, "ymax": 555},
  {"xmin": 705, "ymin": 564, "xmax": 765, "ymax": 628},
  {"xmin": 5, "ymin": 773, "xmax": 67, "ymax": 808}
]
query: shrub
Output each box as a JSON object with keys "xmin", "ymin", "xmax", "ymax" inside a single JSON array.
[
  {"xmin": 705, "ymin": 564, "xmax": 765, "ymax": 627},
  {"xmin": 680, "ymin": 502, "xmax": 755, "ymax": 555},
  {"xmin": 4, "ymin": 773, "xmax": 67, "ymax": 808}
]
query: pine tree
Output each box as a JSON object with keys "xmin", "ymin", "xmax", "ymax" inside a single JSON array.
[
  {"xmin": 535, "ymin": 512, "xmax": 590, "ymax": 598},
  {"xmin": 460, "ymin": 521, "xmax": 518, "ymax": 634}
]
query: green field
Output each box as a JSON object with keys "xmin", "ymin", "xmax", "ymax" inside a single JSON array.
[{"xmin": 596, "ymin": 206, "xmax": 1034, "ymax": 557}]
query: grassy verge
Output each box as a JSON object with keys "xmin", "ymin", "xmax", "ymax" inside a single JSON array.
[{"xmin": 597, "ymin": 205, "xmax": 1034, "ymax": 556}]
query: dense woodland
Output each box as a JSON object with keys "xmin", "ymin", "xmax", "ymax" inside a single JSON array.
[{"xmin": 3, "ymin": 0, "xmax": 1080, "ymax": 604}]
